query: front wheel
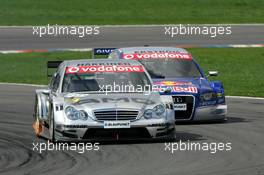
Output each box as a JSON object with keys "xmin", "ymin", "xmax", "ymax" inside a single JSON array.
[{"xmin": 49, "ymin": 108, "xmax": 56, "ymax": 142}]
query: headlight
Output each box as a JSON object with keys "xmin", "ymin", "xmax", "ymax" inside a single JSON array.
[
  {"xmin": 65, "ymin": 106, "xmax": 88, "ymax": 120},
  {"xmin": 144, "ymin": 105, "xmax": 166, "ymax": 119},
  {"xmin": 200, "ymin": 92, "xmax": 216, "ymax": 101},
  {"xmin": 153, "ymin": 104, "xmax": 165, "ymax": 116},
  {"xmin": 217, "ymin": 92, "xmax": 223, "ymax": 98},
  {"xmin": 144, "ymin": 109, "xmax": 153, "ymax": 119}
]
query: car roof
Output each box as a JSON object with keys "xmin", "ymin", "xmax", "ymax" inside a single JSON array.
[
  {"xmin": 117, "ymin": 46, "xmax": 189, "ymax": 54},
  {"xmin": 62, "ymin": 59, "xmax": 143, "ymax": 67}
]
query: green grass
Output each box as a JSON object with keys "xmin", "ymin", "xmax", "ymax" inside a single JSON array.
[
  {"xmin": 0, "ymin": 0, "xmax": 263, "ymax": 25},
  {"xmin": 0, "ymin": 51, "xmax": 92, "ymax": 84},
  {"xmin": 189, "ymin": 48, "xmax": 264, "ymax": 97},
  {"xmin": 0, "ymin": 48, "xmax": 263, "ymax": 97}
]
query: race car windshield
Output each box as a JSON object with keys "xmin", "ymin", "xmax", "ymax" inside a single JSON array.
[
  {"xmin": 62, "ymin": 72, "xmax": 151, "ymax": 93},
  {"xmin": 139, "ymin": 59, "xmax": 202, "ymax": 78}
]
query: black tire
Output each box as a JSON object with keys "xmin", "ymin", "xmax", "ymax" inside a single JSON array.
[
  {"xmin": 49, "ymin": 108, "xmax": 56, "ymax": 143},
  {"xmin": 218, "ymin": 117, "xmax": 228, "ymax": 123},
  {"xmin": 166, "ymin": 128, "xmax": 176, "ymax": 142}
]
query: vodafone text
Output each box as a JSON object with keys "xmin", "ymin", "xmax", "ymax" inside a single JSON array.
[
  {"xmin": 65, "ymin": 65, "xmax": 144, "ymax": 74},
  {"xmin": 122, "ymin": 52, "xmax": 192, "ymax": 60}
]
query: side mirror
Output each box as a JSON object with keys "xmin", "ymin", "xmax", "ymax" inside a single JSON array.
[
  {"xmin": 208, "ymin": 71, "xmax": 218, "ymax": 77},
  {"xmin": 42, "ymin": 89, "xmax": 51, "ymax": 96},
  {"xmin": 164, "ymin": 87, "xmax": 172, "ymax": 94},
  {"xmin": 53, "ymin": 72, "xmax": 57, "ymax": 77}
]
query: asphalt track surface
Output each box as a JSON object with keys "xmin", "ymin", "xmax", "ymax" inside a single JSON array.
[
  {"xmin": 0, "ymin": 25, "xmax": 264, "ymax": 50},
  {"xmin": 0, "ymin": 84, "xmax": 263, "ymax": 175}
]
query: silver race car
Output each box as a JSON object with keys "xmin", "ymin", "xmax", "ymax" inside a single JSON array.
[{"xmin": 33, "ymin": 59, "xmax": 175, "ymax": 142}]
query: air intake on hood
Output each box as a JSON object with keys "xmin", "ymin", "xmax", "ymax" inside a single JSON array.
[{"xmin": 94, "ymin": 110, "xmax": 139, "ymax": 121}]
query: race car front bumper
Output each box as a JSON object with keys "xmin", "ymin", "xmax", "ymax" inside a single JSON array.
[
  {"xmin": 53, "ymin": 119, "xmax": 175, "ymax": 141},
  {"xmin": 193, "ymin": 104, "xmax": 227, "ymax": 121}
]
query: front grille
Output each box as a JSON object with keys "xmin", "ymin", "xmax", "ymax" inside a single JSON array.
[
  {"xmin": 172, "ymin": 95, "xmax": 195, "ymax": 120},
  {"xmin": 82, "ymin": 128, "xmax": 151, "ymax": 140},
  {"xmin": 94, "ymin": 110, "xmax": 139, "ymax": 121}
]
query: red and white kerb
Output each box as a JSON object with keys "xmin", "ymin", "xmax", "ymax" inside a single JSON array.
[
  {"xmin": 122, "ymin": 52, "xmax": 193, "ymax": 60},
  {"xmin": 65, "ymin": 65, "xmax": 144, "ymax": 74}
]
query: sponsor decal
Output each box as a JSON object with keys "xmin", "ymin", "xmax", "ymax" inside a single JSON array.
[
  {"xmin": 79, "ymin": 97, "xmax": 156, "ymax": 105},
  {"xmin": 94, "ymin": 48, "xmax": 116, "ymax": 55},
  {"xmin": 200, "ymin": 100, "xmax": 217, "ymax": 106},
  {"xmin": 62, "ymin": 125, "xmax": 89, "ymax": 128},
  {"xmin": 104, "ymin": 121, "xmax": 130, "ymax": 129},
  {"xmin": 122, "ymin": 52, "xmax": 192, "ymax": 60},
  {"xmin": 153, "ymin": 81, "xmax": 198, "ymax": 93},
  {"xmin": 174, "ymin": 104, "xmax": 187, "ymax": 111},
  {"xmin": 154, "ymin": 81, "xmax": 193, "ymax": 86},
  {"xmin": 170, "ymin": 86, "xmax": 197, "ymax": 93},
  {"xmin": 65, "ymin": 65, "xmax": 144, "ymax": 74},
  {"xmin": 65, "ymin": 97, "xmax": 81, "ymax": 104},
  {"xmin": 76, "ymin": 62, "xmax": 131, "ymax": 66}
]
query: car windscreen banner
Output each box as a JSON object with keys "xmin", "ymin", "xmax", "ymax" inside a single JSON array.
[
  {"xmin": 65, "ymin": 65, "xmax": 144, "ymax": 74},
  {"xmin": 122, "ymin": 52, "xmax": 193, "ymax": 60}
]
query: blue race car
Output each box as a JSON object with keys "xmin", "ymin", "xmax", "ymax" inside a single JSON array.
[{"xmin": 106, "ymin": 47, "xmax": 227, "ymax": 122}]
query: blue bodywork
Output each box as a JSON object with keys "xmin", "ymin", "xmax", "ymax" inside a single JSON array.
[
  {"xmin": 151, "ymin": 59, "xmax": 226, "ymax": 120},
  {"xmin": 94, "ymin": 47, "xmax": 227, "ymax": 121}
]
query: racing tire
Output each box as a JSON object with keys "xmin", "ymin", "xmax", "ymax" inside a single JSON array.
[
  {"xmin": 166, "ymin": 128, "xmax": 177, "ymax": 142},
  {"xmin": 49, "ymin": 107, "xmax": 56, "ymax": 143}
]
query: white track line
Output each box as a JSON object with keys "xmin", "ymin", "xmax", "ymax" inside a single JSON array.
[
  {"xmin": 0, "ymin": 24, "xmax": 264, "ymax": 28},
  {"xmin": 0, "ymin": 82, "xmax": 47, "ymax": 87},
  {"xmin": 226, "ymin": 96, "xmax": 264, "ymax": 100},
  {"xmin": 1, "ymin": 44, "xmax": 264, "ymax": 54}
]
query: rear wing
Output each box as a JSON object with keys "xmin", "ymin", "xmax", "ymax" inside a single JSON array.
[
  {"xmin": 46, "ymin": 48, "xmax": 116, "ymax": 77},
  {"xmin": 47, "ymin": 61, "xmax": 63, "ymax": 77},
  {"xmin": 92, "ymin": 48, "xmax": 116, "ymax": 59}
]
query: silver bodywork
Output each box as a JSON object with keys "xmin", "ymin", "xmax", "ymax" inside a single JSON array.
[{"xmin": 33, "ymin": 59, "xmax": 175, "ymax": 141}]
